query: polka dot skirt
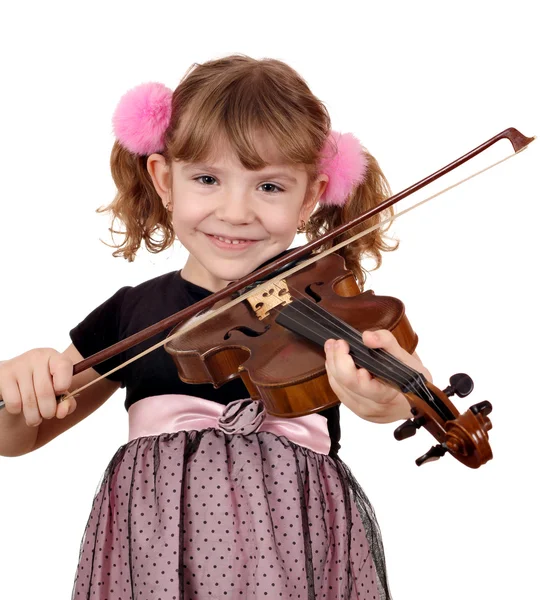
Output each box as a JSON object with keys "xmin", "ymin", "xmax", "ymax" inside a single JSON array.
[{"xmin": 71, "ymin": 427, "xmax": 390, "ymax": 598}]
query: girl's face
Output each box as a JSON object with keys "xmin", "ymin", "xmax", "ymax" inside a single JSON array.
[{"xmin": 149, "ymin": 135, "xmax": 328, "ymax": 292}]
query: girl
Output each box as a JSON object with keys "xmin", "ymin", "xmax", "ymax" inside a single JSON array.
[{"xmin": 0, "ymin": 55, "xmax": 430, "ymax": 599}]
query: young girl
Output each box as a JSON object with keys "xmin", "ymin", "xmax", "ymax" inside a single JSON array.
[{"xmin": 0, "ymin": 55, "xmax": 431, "ymax": 599}]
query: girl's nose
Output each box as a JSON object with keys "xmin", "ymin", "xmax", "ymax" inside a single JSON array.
[{"xmin": 215, "ymin": 190, "xmax": 255, "ymax": 225}]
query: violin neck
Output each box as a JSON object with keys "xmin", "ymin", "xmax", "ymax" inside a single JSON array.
[{"xmin": 275, "ymin": 297, "xmax": 425, "ymax": 394}]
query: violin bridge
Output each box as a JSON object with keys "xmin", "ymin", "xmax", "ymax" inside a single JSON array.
[{"xmin": 246, "ymin": 278, "xmax": 292, "ymax": 320}]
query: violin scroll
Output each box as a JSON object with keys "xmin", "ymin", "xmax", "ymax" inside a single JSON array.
[{"xmin": 395, "ymin": 373, "xmax": 493, "ymax": 469}]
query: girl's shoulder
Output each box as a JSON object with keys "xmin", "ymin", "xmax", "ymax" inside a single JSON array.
[
  {"xmin": 69, "ymin": 269, "xmax": 202, "ymax": 374},
  {"xmin": 77, "ymin": 270, "xmax": 184, "ymax": 320},
  {"xmin": 71, "ymin": 270, "xmax": 190, "ymax": 340}
]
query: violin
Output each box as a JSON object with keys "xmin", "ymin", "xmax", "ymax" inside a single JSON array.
[
  {"xmin": 0, "ymin": 127, "xmax": 535, "ymax": 469},
  {"xmin": 166, "ymin": 251, "xmax": 493, "ymax": 468}
]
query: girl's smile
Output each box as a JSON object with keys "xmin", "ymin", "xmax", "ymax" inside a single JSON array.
[{"xmin": 204, "ymin": 232, "xmax": 260, "ymax": 249}]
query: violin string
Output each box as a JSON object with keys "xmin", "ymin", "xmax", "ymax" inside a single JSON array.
[
  {"xmin": 274, "ymin": 297, "xmax": 414, "ymax": 388},
  {"xmin": 272, "ymin": 288, "xmax": 431, "ymax": 400},
  {"xmin": 285, "ymin": 291, "xmax": 418, "ymax": 386},
  {"xmin": 297, "ymin": 298, "xmax": 442, "ymax": 404},
  {"xmin": 282, "ymin": 287, "xmax": 418, "ymax": 379},
  {"xmin": 269, "ymin": 294, "xmax": 455, "ymax": 419}
]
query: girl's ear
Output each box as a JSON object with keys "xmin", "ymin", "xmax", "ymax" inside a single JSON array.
[
  {"xmin": 147, "ymin": 153, "xmax": 171, "ymax": 203},
  {"xmin": 299, "ymin": 174, "xmax": 329, "ymax": 222}
]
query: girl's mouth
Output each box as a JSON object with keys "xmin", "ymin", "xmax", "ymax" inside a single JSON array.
[{"xmin": 205, "ymin": 233, "xmax": 258, "ymax": 250}]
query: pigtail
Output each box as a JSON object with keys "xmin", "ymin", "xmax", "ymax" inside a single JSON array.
[
  {"xmin": 97, "ymin": 141, "xmax": 175, "ymax": 261},
  {"xmin": 306, "ymin": 149, "xmax": 398, "ymax": 289}
]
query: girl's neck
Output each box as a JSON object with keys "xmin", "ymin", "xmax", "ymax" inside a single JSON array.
[{"xmin": 180, "ymin": 257, "xmax": 232, "ymax": 293}]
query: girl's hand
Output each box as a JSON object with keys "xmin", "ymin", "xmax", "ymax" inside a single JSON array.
[
  {"xmin": 324, "ymin": 329, "xmax": 432, "ymax": 424},
  {"xmin": 0, "ymin": 349, "xmax": 76, "ymax": 427}
]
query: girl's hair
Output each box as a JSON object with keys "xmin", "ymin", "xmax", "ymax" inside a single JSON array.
[{"xmin": 103, "ymin": 54, "xmax": 397, "ymax": 287}]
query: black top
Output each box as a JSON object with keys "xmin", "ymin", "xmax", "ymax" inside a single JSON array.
[{"xmin": 69, "ymin": 270, "xmax": 341, "ymax": 457}]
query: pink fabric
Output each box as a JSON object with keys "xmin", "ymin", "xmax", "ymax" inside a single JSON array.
[{"xmin": 128, "ymin": 394, "xmax": 331, "ymax": 455}]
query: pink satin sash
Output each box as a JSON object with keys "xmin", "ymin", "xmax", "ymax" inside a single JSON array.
[{"xmin": 128, "ymin": 394, "xmax": 331, "ymax": 455}]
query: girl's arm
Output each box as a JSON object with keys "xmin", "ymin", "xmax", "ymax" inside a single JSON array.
[{"xmin": 0, "ymin": 344, "xmax": 120, "ymax": 457}]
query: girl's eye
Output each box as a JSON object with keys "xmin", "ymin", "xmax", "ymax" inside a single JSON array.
[
  {"xmin": 195, "ymin": 175, "xmax": 217, "ymax": 186},
  {"xmin": 259, "ymin": 183, "xmax": 284, "ymax": 194}
]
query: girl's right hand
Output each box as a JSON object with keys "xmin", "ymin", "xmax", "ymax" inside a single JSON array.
[{"xmin": 0, "ymin": 349, "xmax": 76, "ymax": 427}]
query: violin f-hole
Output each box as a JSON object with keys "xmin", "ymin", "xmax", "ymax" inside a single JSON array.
[
  {"xmin": 305, "ymin": 282, "xmax": 324, "ymax": 303},
  {"xmin": 224, "ymin": 324, "xmax": 271, "ymax": 340}
]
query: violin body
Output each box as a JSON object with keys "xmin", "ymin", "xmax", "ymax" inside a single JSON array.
[{"xmin": 166, "ymin": 252, "xmax": 417, "ymax": 418}]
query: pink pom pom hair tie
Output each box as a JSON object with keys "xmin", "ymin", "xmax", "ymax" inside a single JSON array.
[
  {"xmin": 318, "ymin": 131, "xmax": 368, "ymax": 206},
  {"xmin": 112, "ymin": 84, "xmax": 366, "ymax": 206},
  {"xmin": 112, "ymin": 82, "xmax": 173, "ymax": 156}
]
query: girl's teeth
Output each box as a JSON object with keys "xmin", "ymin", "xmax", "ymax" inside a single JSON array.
[{"xmin": 215, "ymin": 235, "xmax": 246, "ymax": 245}]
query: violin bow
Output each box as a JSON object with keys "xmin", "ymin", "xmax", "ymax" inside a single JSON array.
[{"xmin": 0, "ymin": 127, "xmax": 535, "ymax": 409}]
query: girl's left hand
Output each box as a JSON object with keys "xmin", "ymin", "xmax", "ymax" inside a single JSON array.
[{"xmin": 324, "ymin": 329, "xmax": 432, "ymax": 424}]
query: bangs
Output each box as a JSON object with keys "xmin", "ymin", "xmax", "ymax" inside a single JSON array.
[{"xmin": 166, "ymin": 64, "xmax": 326, "ymax": 173}]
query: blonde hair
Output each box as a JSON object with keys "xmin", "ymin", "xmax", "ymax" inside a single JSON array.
[{"xmin": 102, "ymin": 54, "xmax": 397, "ymax": 287}]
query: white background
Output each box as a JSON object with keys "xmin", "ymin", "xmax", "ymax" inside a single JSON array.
[{"xmin": 0, "ymin": 1, "xmax": 544, "ymax": 598}]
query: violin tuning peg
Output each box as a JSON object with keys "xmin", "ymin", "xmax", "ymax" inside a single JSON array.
[
  {"xmin": 443, "ymin": 373, "xmax": 474, "ymax": 398},
  {"xmin": 415, "ymin": 444, "xmax": 448, "ymax": 467},
  {"xmin": 394, "ymin": 419, "xmax": 418, "ymax": 441},
  {"xmin": 394, "ymin": 417, "xmax": 425, "ymax": 441},
  {"xmin": 470, "ymin": 400, "xmax": 492, "ymax": 416}
]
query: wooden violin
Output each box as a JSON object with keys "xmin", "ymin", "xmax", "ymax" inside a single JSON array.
[
  {"xmin": 165, "ymin": 251, "xmax": 493, "ymax": 468},
  {"xmin": 0, "ymin": 128, "xmax": 535, "ymax": 468}
]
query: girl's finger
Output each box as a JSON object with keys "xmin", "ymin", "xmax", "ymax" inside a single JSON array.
[
  {"xmin": 32, "ymin": 363, "xmax": 58, "ymax": 420},
  {"xmin": 49, "ymin": 353, "xmax": 73, "ymax": 394},
  {"xmin": 362, "ymin": 330, "xmax": 430, "ymax": 378},
  {"xmin": 0, "ymin": 375, "xmax": 22, "ymax": 415},
  {"xmin": 55, "ymin": 397, "xmax": 77, "ymax": 419},
  {"xmin": 330, "ymin": 339, "xmax": 400, "ymax": 403},
  {"xmin": 355, "ymin": 369, "xmax": 400, "ymax": 404},
  {"xmin": 17, "ymin": 371, "xmax": 42, "ymax": 427},
  {"xmin": 325, "ymin": 360, "xmax": 400, "ymax": 421},
  {"xmin": 329, "ymin": 340, "xmax": 358, "ymax": 388}
]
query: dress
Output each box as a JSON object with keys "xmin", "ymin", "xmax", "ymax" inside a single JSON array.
[{"xmin": 69, "ymin": 270, "xmax": 391, "ymax": 599}]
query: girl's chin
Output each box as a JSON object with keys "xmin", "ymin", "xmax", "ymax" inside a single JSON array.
[{"xmin": 207, "ymin": 264, "xmax": 260, "ymax": 284}]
